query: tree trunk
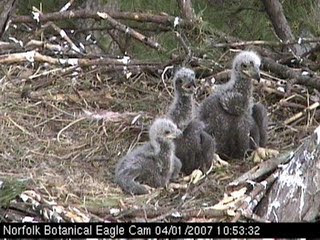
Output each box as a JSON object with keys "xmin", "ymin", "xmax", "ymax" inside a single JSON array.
[
  {"xmin": 261, "ymin": 0, "xmax": 304, "ymax": 56},
  {"xmin": 177, "ymin": 0, "xmax": 196, "ymax": 22},
  {"xmin": 0, "ymin": 0, "xmax": 16, "ymax": 39},
  {"xmin": 255, "ymin": 126, "xmax": 320, "ymax": 222}
]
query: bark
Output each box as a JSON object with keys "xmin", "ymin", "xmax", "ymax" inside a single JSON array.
[
  {"xmin": 177, "ymin": 0, "xmax": 196, "ymax": 21},
  {"xmin": 261, "ymin": 0, "xmax": 304, "ymax": 56},
  {"xmin": 255, "ymin": 126, "xmax": 320, "ymax": 222},
  {"xmin": 0, "ymin": 0, "xmax": 16, "ymax": 39}
]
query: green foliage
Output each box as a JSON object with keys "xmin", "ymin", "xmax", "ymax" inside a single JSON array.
[
  {"xmin": 192, "ymin": 0, "xmax": 275, "ymax": 41},
  {"xmin": 0, "ymin": 179, "xmax": 27, "ymax": 208},
  {"xmin": 283, "ymin": 0, "xmax": 320, "ymax": 36},
  {"xmin": 17, "ymin": 0, "xmax": 61, "ymax": 15},
  {"xmin": 119, "ymin": 0, "xmax": 180, "ymax": 15}
]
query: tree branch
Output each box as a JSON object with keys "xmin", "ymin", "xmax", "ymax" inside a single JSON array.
[
  {"xmin": 97, "ymin": 12, "xmax": 163, "ymax": 52},
  {"xmin": 261, "ymin": 0, "xmax": 303, "ymax": 56},
  {"xmin": 12, "ymin": 10, "xmax": 193, "ymax": 28}
]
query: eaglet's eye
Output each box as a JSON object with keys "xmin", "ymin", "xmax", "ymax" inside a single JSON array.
[
  {"xmin": 164, "ymin": 130, "xmax": 171, "ymax": 135},
  {"xmin": 242, "ymin": 63, "xmax": 248, "ymax": 68},
  {"xmin": 177, "ymin": 78, "xmax": 183, "ymax": 84}
]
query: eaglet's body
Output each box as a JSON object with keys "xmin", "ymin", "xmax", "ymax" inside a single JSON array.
[
  {"xmin": 198, "ymin": 51, "xmax": 261, "ymax": 159},
  {"xmin": 167, "ymin": 67, "xmax": 216, "ymax": 174},
  {"xmin": 115, "ymin": 118, "xmax": 181, "ymax": 195},
  {"xmin": 175, "ymin": 120, "xmax": 215, "ymax": 174}
]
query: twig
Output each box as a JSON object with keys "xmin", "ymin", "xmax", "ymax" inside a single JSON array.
[
  {"xmin": 174, "ymin": 31, "xmax": 192, "ymax": 65},
  {"xmin": 6, "ymin": 116, "xmax": 33, "ymax": 137},
  {"xmin": 59, "ymin": 0, "xmax": 75, "ymax": 12},
  {"xmin": 284, "ymin": 101, "xmax": 320, "ymax": 125},
  {"xmin": 161, "ymin": 65, "xmax": 174, "ymax": 98},
  {"xmin": 28, "ymin": 66, "xmax": 78, "ymax": 80},
  {"xmin": 57, "ymin": 117, "xmax": 86, "ymax": 142}
]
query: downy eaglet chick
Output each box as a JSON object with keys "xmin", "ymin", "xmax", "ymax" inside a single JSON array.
[
  {"xmin": 167, "ymin": 67, "xmax": 197, "ymax": 130},
  {"xmin": 198, "ymin": 51, "xmax": 263, "ymax": 159},
  {"xmin": 167, "ymin": 67, "xmax": 216, "ymax": 175},
  {"xmin": 115, "ymin": 118, "xmax": 182, "ymax": 195}
]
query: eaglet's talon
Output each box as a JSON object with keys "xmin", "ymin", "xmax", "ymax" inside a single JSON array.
[
  {"xmin": 141, "ymin": 184, "xmax": 155, "ymax": 194},
  {"xmin": 251, "ymin": 147, "xmax": 279, "ymax": 163},
  {"xmin": 213, "ymin": 153, "xmax": 229, "ymax": 167}
]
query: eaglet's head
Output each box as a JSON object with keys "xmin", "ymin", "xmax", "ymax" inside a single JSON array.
[
  {"xmin": 233, "ymin": 51, "xmax": 261, "ymax": 81},
  {"xmin": 149, "ymin": 118, "xmax": 182, "ymax": 142},
  {"xmin": 173, "ymin": 67, "xmax": 196, "ymax": 95}
]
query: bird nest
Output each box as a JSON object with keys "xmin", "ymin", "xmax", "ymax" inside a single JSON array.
[{"xmin": 0, "ymin": 51, "xmax": 319, "ymax": 222}]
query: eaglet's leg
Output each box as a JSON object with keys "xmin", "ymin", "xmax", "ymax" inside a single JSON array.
[
  {"xmin": 171, "ymin": 156, "xmax": 182, "ymax": 180},
  {"xmin": 116, "ymin": 169, "xmax": 150, "ymax": 195},
  {"xmin": 250, "ymin": 103, "xmax": 279, "ymax": 163}
]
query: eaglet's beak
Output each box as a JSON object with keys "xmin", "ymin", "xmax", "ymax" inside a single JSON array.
[
  {"xmin": 167, "ymin": 129, "xmax": 183, "ymax": 139},
  {"xmin": 182, "ymin": 78, "xmax": 197, "ymax": 93},
  {"xmin": 243, "ymin": 66, "xmax": 260, "ymax": 82}
]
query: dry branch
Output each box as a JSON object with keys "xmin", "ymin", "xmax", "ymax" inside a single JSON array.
[
  {"xmin": 284, "ymin": 102, "xmax": 320, "ymax": 125},
  {"xmin": 97, "ymin": 12, "xmax": 163, "ymax": 52},
  {"xmin": 25, "ymin": 40, "xmax": 67, "ymax": 52},
  {"xmin": 12, "ymin": 10, "xmax": 193, "ymax": 28},
  {"xmin": 46, "ymin": 21, "xmax": 82, "ymax": 54},
  {"xmin": 212, "ymin": 38, "xmax": 320, "ymax": 48},
  {"xmin": 175, "ymin": 31, "xmax": 192, "ymax": 65},
  {"xmin": 0, "ymin": 41, "xmax": 21, "ymax": 51},
  {"xmin": 228, "ymin": 152, "xmax": 292, "ymax": 188},
  {"xmin": 0, "ymin": 50, "xmax": 163, "ymax": 67}
]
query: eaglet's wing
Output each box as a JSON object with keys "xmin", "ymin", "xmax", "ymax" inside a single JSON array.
[{"xmin": 219, "ymin": 91, "xmax": 247, "ymax": 116}]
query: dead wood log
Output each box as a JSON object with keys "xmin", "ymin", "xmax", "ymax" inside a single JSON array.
[
  {"xmin": 262, "ymin": 57, "xmax": 320, "ymax": 91},
  {"xmin": 12, "ymin": 10, "xmax": 193, "ymax": 28},
  {"xmin": 255, "ymin": 126, "xmax": 320, "ymax": 222}
]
